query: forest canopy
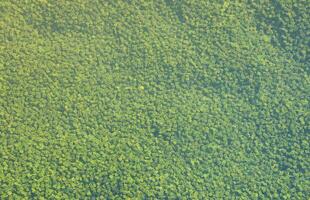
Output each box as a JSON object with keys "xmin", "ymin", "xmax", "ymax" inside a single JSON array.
[{"xmin": 0, "ymin": 0, "xmax": 309, "ymax": 199}]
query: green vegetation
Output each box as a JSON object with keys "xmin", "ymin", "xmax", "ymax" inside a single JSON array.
[{"xmin": 0, "ymin": 0, "xmax": 309, "ymax": 199}]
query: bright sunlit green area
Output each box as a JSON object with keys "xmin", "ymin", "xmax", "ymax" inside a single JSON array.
[{"xmin": 0, "ymin": 0, "xmax": 309, "ymax": 199}]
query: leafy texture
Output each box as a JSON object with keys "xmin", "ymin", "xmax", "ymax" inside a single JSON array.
[{"xmin": 0, "ymin": 0, "xmax": 309, "ymax": 199}]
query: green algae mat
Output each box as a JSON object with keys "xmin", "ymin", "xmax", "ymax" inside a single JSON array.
[{"xmin": 0, "ymin": 0, "xmax": 309, "ymax": 199}]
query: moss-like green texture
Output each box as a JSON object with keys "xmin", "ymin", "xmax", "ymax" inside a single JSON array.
[{"xmin": 0, "ymin": 0, "xmax": 309, "ymax": 199}]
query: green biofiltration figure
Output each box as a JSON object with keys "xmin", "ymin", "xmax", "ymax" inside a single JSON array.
[{"xmin": 0, "ymin": 0, "xmax": 309, "ymax": 199}]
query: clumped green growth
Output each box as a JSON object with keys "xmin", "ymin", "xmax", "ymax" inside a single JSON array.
[{"xmin": 0, "ymin": 0, "xmax": 309, "ymax": 199}]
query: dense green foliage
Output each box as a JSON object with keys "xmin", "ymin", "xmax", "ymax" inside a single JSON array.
[{"xmin": 0, "ymin": 0, "xmax": 309, "ymax": 199}]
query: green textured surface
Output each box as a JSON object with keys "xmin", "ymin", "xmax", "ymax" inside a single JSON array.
[{"xmin": 0, "ymin": 0, "xmax": 309, "ymax": 199}]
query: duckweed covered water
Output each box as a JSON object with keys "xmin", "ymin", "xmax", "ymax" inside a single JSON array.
[{"xmin": 0, "ymin": 1, "xmax": 309, "ymax": 199}]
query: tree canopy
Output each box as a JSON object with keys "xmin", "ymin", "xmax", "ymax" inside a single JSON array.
[{"xmin": 0, "ymin": 0, "xmax": 309, "ymax": 199}]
